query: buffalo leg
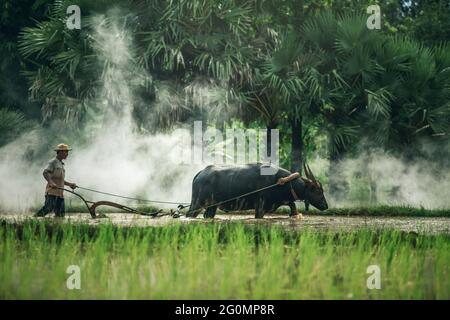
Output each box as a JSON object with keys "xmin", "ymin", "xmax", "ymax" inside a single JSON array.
[
  {"xmin": 288, "ymin": 202, "xmax": 298, "ymax": 217},
  {"xmin": 304, "ymin": 200, "xmax": 310, "ymax": 211},
  {"xmin": 255, "ymin": 208, "xmax": 265, "ymax": 219},
  {"xmin": 255, "ymin": 198, "xmax": 265, "ymax": 219},
  {"xmin": 203, "ymin": 206, "xmax": 217, "ymax": 219},
  {"xmin": 187, "ymin": 199, "xmax": 203, "ymax": 217}
]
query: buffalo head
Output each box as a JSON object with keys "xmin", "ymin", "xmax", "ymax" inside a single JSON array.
[{"xmin": 299, "ymin": 163, "xmax": 328, "ymax": 211}]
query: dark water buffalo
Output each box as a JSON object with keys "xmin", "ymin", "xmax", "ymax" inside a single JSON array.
[{"xmin": 187, "ymin": 163, "xmax": 328, "ymax": 218}]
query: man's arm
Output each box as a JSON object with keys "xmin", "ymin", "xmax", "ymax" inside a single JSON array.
[
  {"xmin": 43, "ymin": 162, "xmax": 57, "ymax": 188},
  {"xmin": 277, "ymin": 172, "xmax": 300, "ymax": 185},
  {"xmin": 64, "ymin": 181, "xmax": 77, "ymax": 190}
]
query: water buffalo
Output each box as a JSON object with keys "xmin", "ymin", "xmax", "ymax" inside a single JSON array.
[{"xmin": 187, "ymin": 163, "xmax": 328, "ymax": 218}]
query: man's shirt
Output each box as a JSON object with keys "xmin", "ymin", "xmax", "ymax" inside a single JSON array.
[{"xmin": 43, "ymin": 158, "xmax": 65, "ymax": 197}]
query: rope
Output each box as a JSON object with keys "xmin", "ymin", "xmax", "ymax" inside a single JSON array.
[
  {"xmin": 75, "ymin": 183, "xmax": 282, "ymax": 214},
  {"xmin": 198, "ymin": 183, "xmax": 279, "ymax": 211},
  {"xmin": 61, "ymin": 182, "xmax": 291, "ymax": 218},
  {"xmin": 75, "ymin": 186, "xmax": 191, "ymax": 205}
]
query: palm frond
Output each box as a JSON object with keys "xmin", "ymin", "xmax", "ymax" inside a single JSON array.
[
  {"xmin": 366, "ymin": 88, "xmax": 393, "ymax": 119},
  {"xmin": 0, "ymin": 108, "xmax": 34, "ymax": 146}
]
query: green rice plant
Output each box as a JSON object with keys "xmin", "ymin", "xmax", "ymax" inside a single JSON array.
[{"xmin": 0, "ymin": 219, "xmax": 449, "ymax": 299}]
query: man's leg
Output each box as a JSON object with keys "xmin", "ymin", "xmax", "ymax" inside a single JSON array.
[
  {"xmin": 34, "ymin": 195, "xmax": 55, "ymax": 217},
  {"xmin": 54, "ymin": 197, "xmax": 65, "ymax": 218}
]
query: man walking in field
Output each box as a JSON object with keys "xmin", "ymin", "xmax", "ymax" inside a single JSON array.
[{"xmin": 35, "ymin": 143, "xmax": 77, "ymax": 218}]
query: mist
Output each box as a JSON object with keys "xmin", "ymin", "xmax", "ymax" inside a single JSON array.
[
  {"xmin": 0, "ymin": 11, "xmax": 203, "ymax": 213},
  {"xmin": 320, "ymin": 148, "xmax": 450, "ymax": 209}
]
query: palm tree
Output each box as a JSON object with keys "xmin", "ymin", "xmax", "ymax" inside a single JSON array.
[
  {"xmin": 297, "ymin": 11, "xmax": 450, "ymax": 198},
  {"xmin": 251, "ymin": 30, "xmax": 319, "ymax": 171},
  {"xmin": 137, "ymin": 0, "xmax": 264, "ymax": 129},
  {"xmin": 0, "ymin": 108, "xmax": 34, "ymax": 146},
  {"xmin": 18, "ymin": 0, "xmax": 100, "ymax": 125},
  {"xmin": 376, "ymin": 39, "xmax": 450, "ymax": 156},
  {"xmin": 18, "ymin": 0, "xmax": 151, "ymax": 126}
]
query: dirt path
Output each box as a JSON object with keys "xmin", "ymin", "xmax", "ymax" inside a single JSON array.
[{"xmin": 2, "ymin": 213, "xmax": 450, "ymax": 234}]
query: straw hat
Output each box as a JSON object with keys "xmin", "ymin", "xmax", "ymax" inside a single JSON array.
[{"xmin": 54, "ymin": 143, "xmax": 72, "ymax": 152}]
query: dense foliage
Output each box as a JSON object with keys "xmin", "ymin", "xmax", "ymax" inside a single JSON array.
[{"xmin": 1, "ymin": 0, "xmax": 449, "ymax": 171}]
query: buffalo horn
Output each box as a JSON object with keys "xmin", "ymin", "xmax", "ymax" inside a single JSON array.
[
  {"xmin": 306, "ymin": 164, "xmax": 316, "ymax": 182},
  {"xmin": 303, "ymin": 163, "xmax": 309, "ymax": 179}
]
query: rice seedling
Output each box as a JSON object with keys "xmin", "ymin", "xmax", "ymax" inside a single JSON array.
[{"xmin": 0, "ymin": 219, "xmax": 448, "ymax": 299}]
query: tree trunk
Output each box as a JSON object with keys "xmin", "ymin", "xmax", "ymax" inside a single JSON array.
[
  {"xmin": 291, "ymin": 115, "xmax": 310, "ymax": 211},
  {"xmin": 290, "ymin": 116, "xmax": 303, "ymax": 173},
  {"xmin": 266, "ymin": 120, "xmax": 278, "ymax": 159},
  {"xmin": 215, "ymin": 118, "xmax": 224, "ymax": 132}
]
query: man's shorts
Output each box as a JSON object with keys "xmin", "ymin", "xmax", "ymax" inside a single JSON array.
[{"xmin": 35, "ymin": 195, "xmax": 65, "ymax": 217}]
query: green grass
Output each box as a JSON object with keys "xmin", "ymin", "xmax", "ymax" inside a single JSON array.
[
  {"xmin": 0, "ymin": 219, "xmax": 449, "ymax": 299},
  {"xmin": 288, "ymin": 205, "xmax": 450, "ymax": 217}
]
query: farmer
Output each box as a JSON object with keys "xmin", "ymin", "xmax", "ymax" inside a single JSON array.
[{"xmin": 35, "ymin": 143, "xmax": 77, "ymax": 218}]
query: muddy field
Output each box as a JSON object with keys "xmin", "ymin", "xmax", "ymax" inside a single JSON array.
[{"xmin": 2, "ymin": 213, "xmax": 450, "ymax": 234}]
